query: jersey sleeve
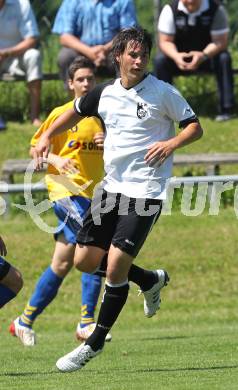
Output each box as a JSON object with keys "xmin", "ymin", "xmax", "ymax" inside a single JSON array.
[
  {"xmin": 74, "ymin": 82, "xmax": 109, "ymax": 117},
  {"xmin": 162, "ymin": 83, "xmax": 198, "ymax": 128}
]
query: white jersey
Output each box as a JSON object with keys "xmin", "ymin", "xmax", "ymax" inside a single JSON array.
[{"xmin": 74, "ymin": 74, "xmax": 197, "ymax": 199}]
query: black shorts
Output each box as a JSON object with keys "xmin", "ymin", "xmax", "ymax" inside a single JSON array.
[
  {"xmin": 0, "ymin": 256, "xmax": 11, "ymax": 280},
  {"xmin": 77, "ymin": 190, "xmax": 162, "ymax": 257}
]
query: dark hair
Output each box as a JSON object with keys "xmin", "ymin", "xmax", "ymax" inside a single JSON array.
[
  {"xmin": 112, "ymin": 26, "xmax": 153, "ymax": 69},
  {"xmin": 68, "ymin": 56, "xmax": 96, "ymax": 80}
]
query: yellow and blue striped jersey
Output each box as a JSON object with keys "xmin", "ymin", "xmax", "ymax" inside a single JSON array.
[{"xmin": 31, "ymin": 100, "xmax": 104, "ymax": 201}]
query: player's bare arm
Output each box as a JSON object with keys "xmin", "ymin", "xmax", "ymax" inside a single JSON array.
[
  {"xmin": 33, "ymin": 108, "xmax": 81, "ymax": 170},
  {"xmin": 145, "ymin": 121, "xmax": 203, "ymax": 167}
]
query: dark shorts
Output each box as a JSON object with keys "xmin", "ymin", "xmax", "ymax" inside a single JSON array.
[
  {"xmin": 77, "ymin": 190, "xmax": 162, "ymax": 257},
  {"xmin": 0, "ymin": 256, "xmax": 11, "ymax": 280}
]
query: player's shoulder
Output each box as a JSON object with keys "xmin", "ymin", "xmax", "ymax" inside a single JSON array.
[
  {"xmin": 145, "ymin": 73, "xmax": 171, "ymax": 91},
  {"xmin": 77, "ymin": 80, "xmax": 116, "ymax": 115},
  {"xmin": 146, "ymin": 74, "xmax": 183, "ymax": 101},
  {"xmin": 48, "ymin": 100, "xmax": 74, "ymax": 119}
]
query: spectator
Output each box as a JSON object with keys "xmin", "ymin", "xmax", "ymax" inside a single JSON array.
[
  {"xmin": 52, "ymin": 0, "xmax": 137, "ymax": 86},
  {"xmin": 0, "ymin": 0, "xmax": 42, "ymax": 128},
  {"xmin": 154, "ymin": 0, "xmax": 235, "ymax": 121}
]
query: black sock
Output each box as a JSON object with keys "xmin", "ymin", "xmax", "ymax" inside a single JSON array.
[
  {"xmin": 94, "ymin": 253, "xmax": 108, "ymax": 277},
  {"xmin": 94, "ymin": 255, "xmax": 158, "ymax": 291},
  {"xmin": 86, "ymin": 283, "xmax": 129, "ymax": 351},
  {"xmin": 128, "ymin": 265, "xmax": 158, "ymax": 291}
]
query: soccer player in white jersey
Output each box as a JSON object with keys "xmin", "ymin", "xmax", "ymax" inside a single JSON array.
[{"xmin": 33, "ymin": 26, "xmax": 203, "ymax": 373}]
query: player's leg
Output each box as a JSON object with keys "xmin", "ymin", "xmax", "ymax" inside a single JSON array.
[
  {"xmin": 10, "ymin": 235, "xmax": 75, "ymax": 346},
  {"xmin": 80, "ymin": 273, "xmax": 101, "ymax": 328},
  {"xmin": 95, "ymin": 252, "xmax": 168, "ymax": 295},
  {"xmin": 56, "ymin": 244, "xmax": 131, "ymax": 372},
  {"xmin": 56, "ymin": 193, "xmax": 169, "ymax": 372},
  {"xmin": 0, "ymin": 258, "xmax": 23, "ymax": 308},
  {"xmin": 76, "ymin": 272, "xmax": 102, "ymax": 340},
  {"xmin": 84, "ymin": 244, "xmax": 131, "ymax": 351},
  {"xmin": 56, "ymin": 196, "xmax": 110, "ymax": 341},
  {"xmin": 92, "ymin": 196, "xmax": 169, "ymax": 317},
  {"xmin": 10, "ymin": 195, "xmax": 85, "ymax": 345},
  {"xmin": 74, "ymin": 246, "xmax": 112, "ymax": 341},
  {"xmin": 74, "ymin": 244, "xmax": 112, "ymax": 341},
  {"xmin": 20, "ymin": 235, "xmax": 74, "ymax": 325},
  {"xmin": 76, "ymin": 271, "xmax": 112, "ymax": 342}
]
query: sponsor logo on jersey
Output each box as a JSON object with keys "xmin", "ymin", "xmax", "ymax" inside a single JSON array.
[
  {"xmin": 137, "ymin": 102, "xmax": 148, "ymax": 119},
  {"xmin": 68, "ymin": 140, "xmax": 100, "ymax": 150}
]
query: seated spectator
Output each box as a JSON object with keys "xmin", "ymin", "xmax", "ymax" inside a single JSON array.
[
  {"xmin": 154, "ymin": 0, "xmax": 235, "ymax": 121},
  {"xmin": 52, "ymin": 0, "xmax": 137, "ymax": 86},
  {"xmin": 0, "ymin": 0, "xmax": 42, "ymax": 128}
]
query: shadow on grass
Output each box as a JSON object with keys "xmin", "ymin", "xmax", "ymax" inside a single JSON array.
[
  {"xmin": 135, "ymin": 332, "xmax": 236, "ymax": 342},
  {"xmin": 0, "ymin": 369, "xmax": 59, "ymax": 377},
  {"xmin": 137, "ymin": 335, "xmax": 189, "ymax": 341},
  {"xmin": 127, "ymin": 364, "xmax": 238, "ymax": 373},
  {"xmin": 1, "ymin": 364, "xmax": 238, "ymax": 377}
]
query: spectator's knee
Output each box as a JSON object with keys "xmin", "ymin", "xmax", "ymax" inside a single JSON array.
[
  {"xmin": 23, "ymin": 48, "xmax": 41, "ymax": 66},
  {"xmin": 57, "ymin": 48, "xmax": 78, "ymax": 71},
  {"xmin": 217, "ymin": 51, "xmax": 231, "ymax": 66},
  {"xmin": 23, "ymin": 48, "xmax": 42, "ymax": 82}
]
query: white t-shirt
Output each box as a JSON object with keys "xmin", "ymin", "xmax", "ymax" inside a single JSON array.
[
  {"xmin": 158, "ymin": 0, "xmax": 229, "ymax": 37},
  {"xmin": 75, "ymin": 74, "xmax": 197, "ymax": 200}
]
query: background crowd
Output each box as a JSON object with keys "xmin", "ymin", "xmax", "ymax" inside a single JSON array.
[{"xmin": 0, "ymin": 0, "xmax": 237, "ymax": 131}]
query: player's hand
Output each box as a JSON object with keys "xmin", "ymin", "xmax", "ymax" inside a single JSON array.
[
  {"xmin": 53, "ymin": 156, "xmax": 78, "ymax": 175},
  {"xmin": 94, "ymin": 132, "xmax": 104, "ymax": 149},
  {"xmin": 144, "ymin": 140, "xmax": 175, "ymax": 167},
  {"xmin": 33, "ymin": 134, "xmax": 51, "ymax": 170},
  {"xmin": 0, "ymin": 236, "xmax": 7, "ymax": 256}
]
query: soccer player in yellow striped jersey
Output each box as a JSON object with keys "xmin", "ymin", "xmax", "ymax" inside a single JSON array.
[{"xmin": 10, "ymin": 56, "xmax": 112, "ymax": 346}]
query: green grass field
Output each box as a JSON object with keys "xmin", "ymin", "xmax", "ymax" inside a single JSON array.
[{"xmin": 1, "ymin": 119, "xmax": 238, "ymax": 389}]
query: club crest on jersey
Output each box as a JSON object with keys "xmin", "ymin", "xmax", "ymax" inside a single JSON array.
[
  {"xmin": 137, "ymin": 102, "xmax": 148, "ymax": 119},
  {"xmin": 70, "ymin": 125, "xmax": 78, "ymax": 133}
]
